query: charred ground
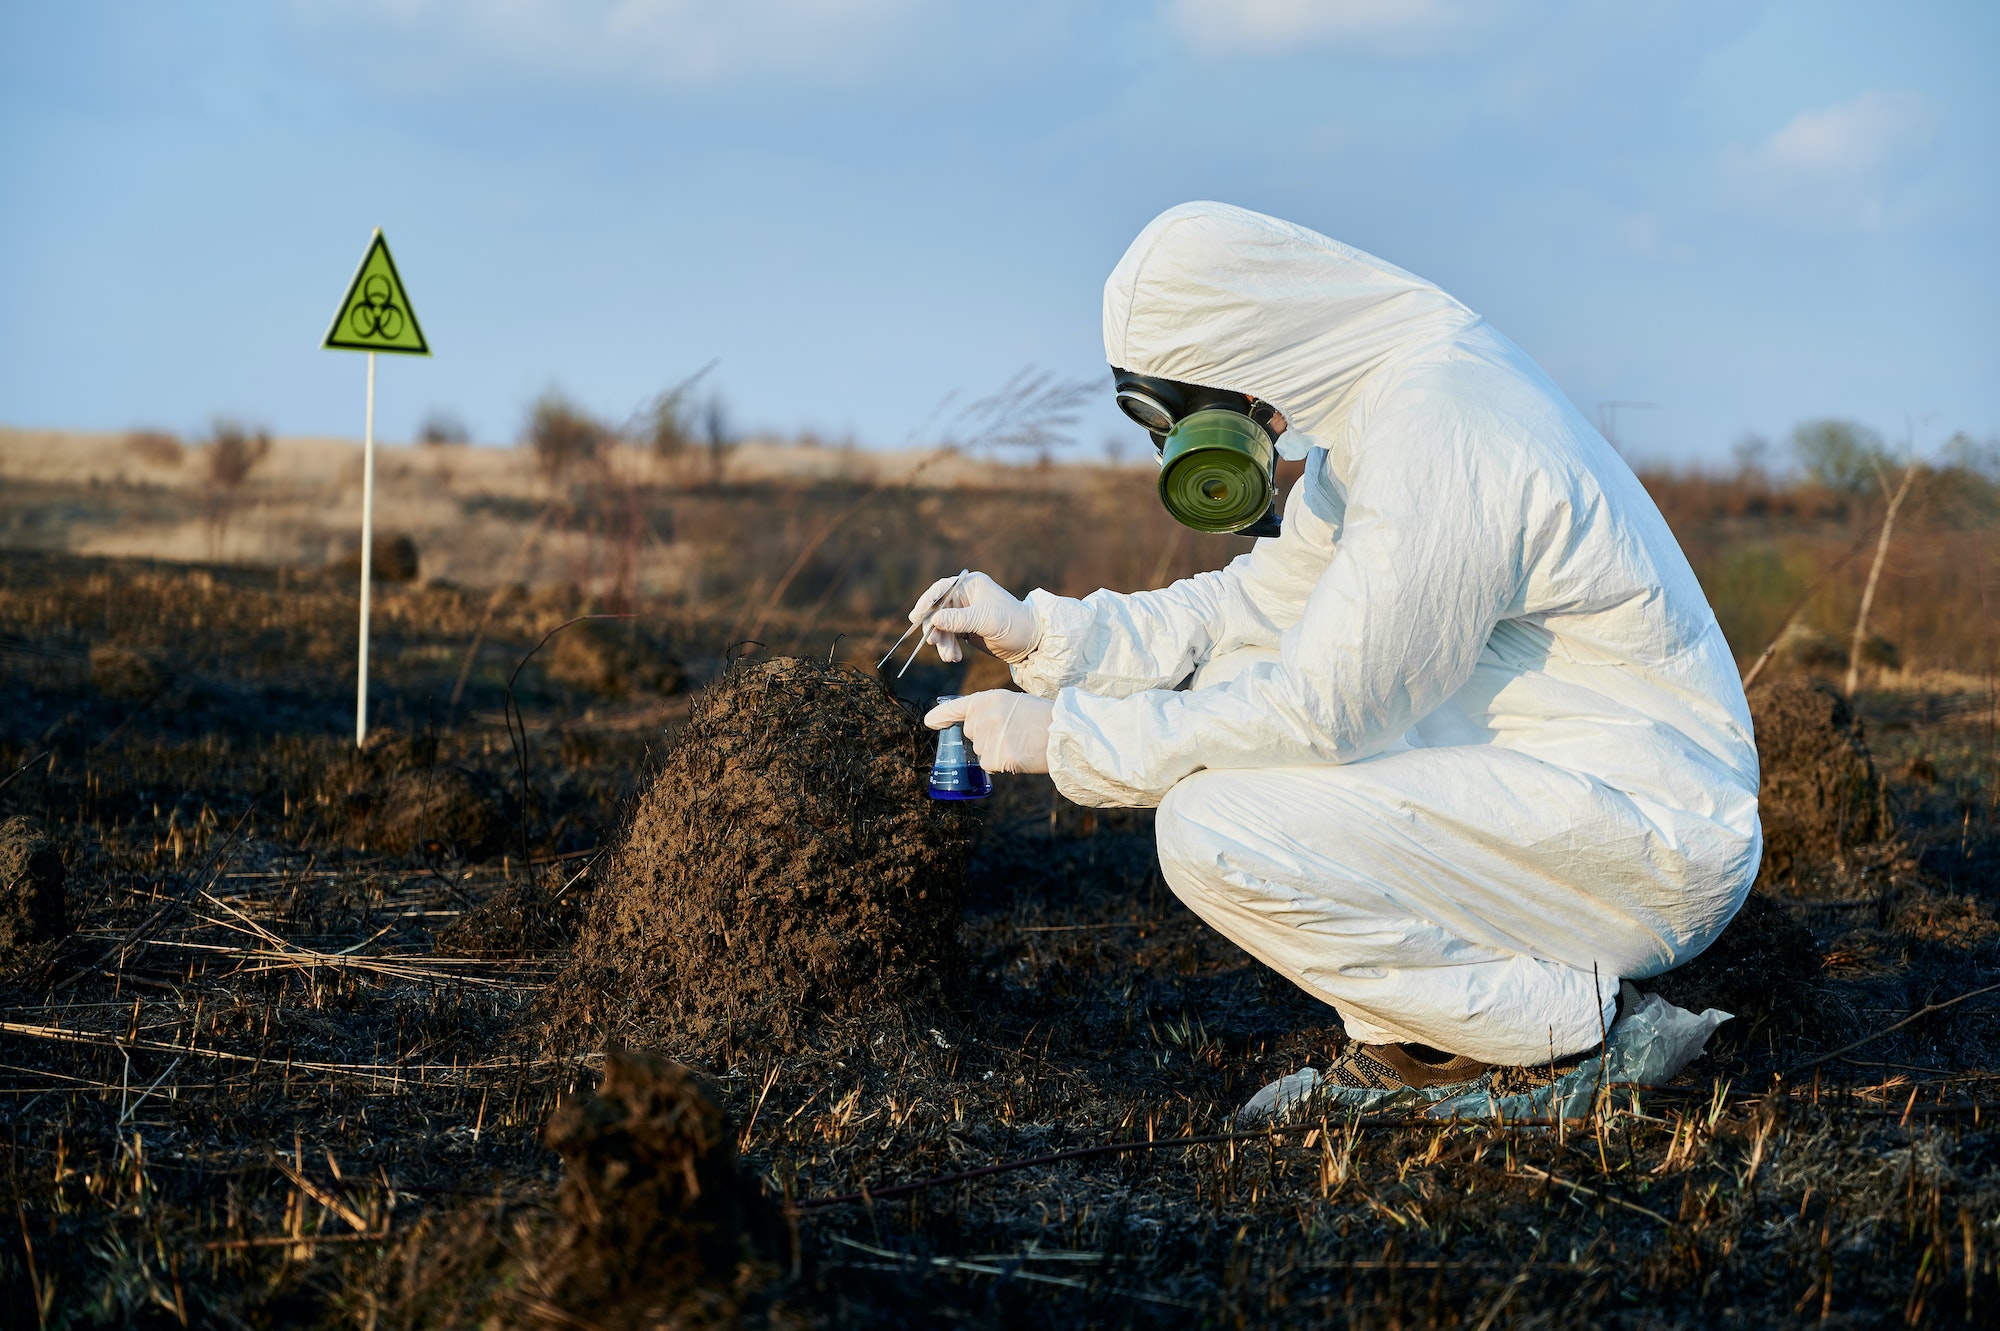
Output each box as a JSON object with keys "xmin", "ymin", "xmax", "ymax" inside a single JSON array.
[{"xmin": 0, "ymin": 547, "xmax": 1997, "ymax": 1328}]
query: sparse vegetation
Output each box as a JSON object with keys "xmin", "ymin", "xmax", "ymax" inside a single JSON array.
[
  {"xmin": 198, "ymin": 417, "xmax": 271, "ymax": 559},
  {"xmin": 524, "ymin": 388, "xmax": 611, "ymax": 484},
  {"xmin": 2, "ymin": 424, "xmax": 1999, "ymax": 1325}
]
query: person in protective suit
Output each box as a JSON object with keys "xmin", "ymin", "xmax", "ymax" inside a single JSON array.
[{"xmin": 914, "ymin": 202, "xmax": 1760, "ymax": 1096}]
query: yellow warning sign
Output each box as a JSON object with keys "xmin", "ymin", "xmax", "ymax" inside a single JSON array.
[{"xmin": 323, "ymin": 230, "xmax": 429, "ymax": 355}]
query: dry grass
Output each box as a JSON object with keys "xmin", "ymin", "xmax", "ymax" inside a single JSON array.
[{"xmin": 0, "ymin": 456, "xmax": 1997, "ymax": 1325}]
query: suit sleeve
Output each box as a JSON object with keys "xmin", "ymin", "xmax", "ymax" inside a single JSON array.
[
  {"xmin": 1044, "ymin": 428, "xmax": 1525, "ymax": 807},
  {"xmin": 1008, "ymin": 448, "xmax": 1346, "ymax": 700}
]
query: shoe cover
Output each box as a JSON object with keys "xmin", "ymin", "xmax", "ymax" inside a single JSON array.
[
  {"xmin": 1231, "ymin": 984, "xmax": 1730, "ymax": 1126},
  {"xmin": 1425, "ymin": 983, "xmax": 1731, "ymax": 1122}
]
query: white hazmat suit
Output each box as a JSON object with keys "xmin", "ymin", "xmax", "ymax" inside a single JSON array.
[{"xmin": 1006, "ymin": 203, "xmax": 1761, "ymax": 1066}]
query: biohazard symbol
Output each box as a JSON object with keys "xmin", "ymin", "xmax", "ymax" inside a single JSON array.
[
  {"xmin": 323, "ymin": 229, "xmax": 430, "ymax": 355},
  {"xmin": 348, "ymin": 275, "xmax": 405, "ymax": 341}
]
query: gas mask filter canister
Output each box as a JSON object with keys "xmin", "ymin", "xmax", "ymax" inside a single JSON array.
[
  {"xmin": 1112, "ymin": 368, "xmax": 1283, "ymax": 537},
  {"xmin": 1157, "ymin": 409, "xmax": 1278, "ymax": 534}
]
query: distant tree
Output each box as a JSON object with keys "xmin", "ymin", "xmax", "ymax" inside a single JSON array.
[
  {"xmin": 1729, "ymin": 432, "xmax": 1771, "ymax": 480},
  {"xmin": 418, "ymin": 410, "xmax": 470, "ymax": 445},
  {"xmin": 1790, "ymin": 419, "xmax": 1888, "ymax": 493},
  {"xmin": 1942, "ymin": 431, "xmax": 2000, "ymax": 479},
  {"xmin": 524, "ymin": 388, "xmax": 609, "ymax": 484}
]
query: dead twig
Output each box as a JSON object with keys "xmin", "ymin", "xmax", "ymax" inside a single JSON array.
[
  {"xmin": 1783, "ymin": 979, "xmax": 2000, "ymax": 1077},
  {"xmin": 1845, "ymin": 459, "xmax": 1921, "ymax": 696}
]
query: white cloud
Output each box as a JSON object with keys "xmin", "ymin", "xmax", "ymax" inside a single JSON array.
[
  {"xmin": 1724, "ymin": 89, "xmax": 1940, "ymax": 229},
  {"xmin": 1169, "ymin": 0, "xmax": 1488, "ymax": 56},
  {"xmin": 313, "ymin": 0, "xmax": 925, "ymax": 86}
]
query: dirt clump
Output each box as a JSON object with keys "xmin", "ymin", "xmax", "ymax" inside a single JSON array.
[
  {"xmin": 88, "ymin": 643, "xmax": 168, "ymax": 699},
  {"xmin": 0, "ymin": 816, "xmax": 67, "ymax": 970},
  {"xmin": 435, "ymin": 872, "xmax": 583, "ymax": 956},
  {"xmin": 322, "ymin": 740, "xmax": 512, "ymax": 860},
  {"xmin": 1641, "ymin": 890, "xmax": 1822, "ymax": 1026},
  {"xmin": 331, "ymin": 532, "xmax": 422, "ymax": 583},
  {"xmin": 1749, "ymin": 676, "xmax": 1890, "ymax": 885},
  {"xmin": 546, "ymin": 618, "xmax": 685, "ymax": 697},
  {"xmin": 375, "ymin": 1050, "xmax": 805, "ymax": 1330},
  {"xmin": 558, "ymin": 656, "xmax": 973, "ymax": 1050},
  {"xmin": 537, "ymin": 1050, "xmax": 796, "ymax": 1326}
]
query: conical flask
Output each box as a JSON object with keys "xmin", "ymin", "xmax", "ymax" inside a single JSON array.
[{"xmin": 928, "ymin": 694, "xmax": 992, "ymax": 800}]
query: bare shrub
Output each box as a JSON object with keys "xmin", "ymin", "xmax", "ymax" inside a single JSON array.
[
  {"xmin": 204, "ymin": 419, "xmax": 270, "ymax": 490},
  {"xmin": 631, "ymin": 362, "xmax": 716, "ymax": 474},
  {"xmin": 200, "ymin": 418, "xmax": 271, "ymax": 559},
  {"xmin": 417, "ymin": 410, "xmax": 470, "ymax": 445},
  {"xmin": 124, "ymin": 429, "xmax": 184, "ymax": 468},
  {"xmin": 525, "ymin": 389, "xmax": 610, "ymax": 484}
]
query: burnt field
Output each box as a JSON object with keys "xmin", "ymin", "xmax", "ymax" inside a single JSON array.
[{"xmin": 2, "ymin": 510, "xmax": 1999, "ymax": 1326}]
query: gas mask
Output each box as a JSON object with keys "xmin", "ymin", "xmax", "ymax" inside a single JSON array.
[{"xmin": 1112, "ymin": 369, "xmax": 1283, "ymax": 538}]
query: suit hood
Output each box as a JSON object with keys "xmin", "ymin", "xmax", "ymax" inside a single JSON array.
[{"xmin": 1103, "ymin": 202, "xmax": 1482, "ymax": 442}]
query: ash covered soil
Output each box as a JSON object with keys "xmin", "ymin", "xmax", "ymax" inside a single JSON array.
[{"xmin": 2, "ymin": 550, "xmax": 1998, "ymax": 1328}]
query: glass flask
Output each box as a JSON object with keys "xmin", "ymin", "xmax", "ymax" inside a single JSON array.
[{"xmin": 928, "ymin": 695, "xmax": 992, "ymax": 800}]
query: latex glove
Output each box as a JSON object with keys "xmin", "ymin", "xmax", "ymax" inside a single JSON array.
[
  {"xmin": 908, "ymin": 571, "xmax": 1040, "ymax": 664},
  {"xmin": 924, "ymin": 691, "xmax": 1054, "ymax": 774}
]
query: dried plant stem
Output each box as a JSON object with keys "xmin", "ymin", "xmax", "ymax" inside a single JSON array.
[
  {"xmin": 1784, "ymin": 978, "xmax": 2000, "ymax": 1077},
  {"xmin": 1845, "ymin": 462, "xmax": 1920, "ymax": 697}
]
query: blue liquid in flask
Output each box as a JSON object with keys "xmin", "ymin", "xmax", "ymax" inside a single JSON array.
[{"xmin": 928, "ymin": 695, "xmax": 992, "ymax": 800}]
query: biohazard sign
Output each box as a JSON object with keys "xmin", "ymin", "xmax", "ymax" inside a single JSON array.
[{"xmin": 322, "ymin": 230, "xmax": 429, "ymax": 355}]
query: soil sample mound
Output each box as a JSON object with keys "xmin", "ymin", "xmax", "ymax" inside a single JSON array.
[
  {"xmin": 1642, "ymin": 891, "xmax": 1821, "ymax": 1024},
  {"xmin": 1750, "ymin": 677, "xmax": 1889, "ymax": 885},
  {"xmin": 564, "ymin": 656, "xmax": 973, "ymax": 1049},
  {"xmin": 0, "ymin": 816, "xmax": 65, "ymax": 971}
]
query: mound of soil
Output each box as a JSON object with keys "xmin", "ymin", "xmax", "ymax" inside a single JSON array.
[
  {"xmin": 331, "ymin": 532, "xmax": 421, "ymax": 583},
  {"xmin": 376, "ymin": 1051, "xmax": 802, "ymax": 1330},
  {"xmin": 1641, "ymin": 891, "xmax": 1822, "ymax": 1024},
  {"xmin": 322, "ymin": 740, "xmax": 512, "ymax": 860},
  {"xmin": 435, "ymin": 873, "xmax": 582, "ymax": 956},
  {"xmin": 87, "ymin": 643, "xmax": 167, "ymax": 700},
  {"xmin": 538, "ymin": 1050, "xmax": 793, "ymax": 1325},
  {"xmin": 546, "ymin": 618, "xmax": 685, "ymax": 697},
  {"xmin": 559, "ymin": 656, "xmax": 973, "ymax": 1049},
  {"xmin": 1749, "ymin": 677, "xmax": 1890, "ymax": 885},
  {"xmin": 0, "ymin": 816, "xmax": 66, "ymax": 970}
]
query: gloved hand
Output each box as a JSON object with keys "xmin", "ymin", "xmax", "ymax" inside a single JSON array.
[
  {"xmin": 924, "ymin": 691, "xmax": 1054, "ymax": 774},
  {"xmin": 908, "ymin": 571, "xmax": 1040, "ymax": 664}
]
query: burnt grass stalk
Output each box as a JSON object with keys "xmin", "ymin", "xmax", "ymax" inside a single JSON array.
[{"xmin": 0, "ymin": 549, "xmax": 1995, "ymax": 1327}]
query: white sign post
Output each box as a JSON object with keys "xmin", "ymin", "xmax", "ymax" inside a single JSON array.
[{"xmin": 321, "ymin": 229, "xmax": 430, "ymax": 747}]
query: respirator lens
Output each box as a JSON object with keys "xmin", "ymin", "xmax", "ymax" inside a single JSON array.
[
  {"xmin": 1156, "ymin": 409, "xmax": 1276, "ymax": 534},
  {"xmin": 1115, "ymin": 388, "xmax": 1177, "ymax": 435}
]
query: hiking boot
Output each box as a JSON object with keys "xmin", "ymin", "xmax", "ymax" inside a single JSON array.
[{"xmin": 1325, "ymin": 1041, "xmax": 1492, "ymax": 1093}]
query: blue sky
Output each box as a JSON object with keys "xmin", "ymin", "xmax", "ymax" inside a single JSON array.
[{"xmin": 1, "ymin": 1, "xmax": 1993, "ymax": 466}]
